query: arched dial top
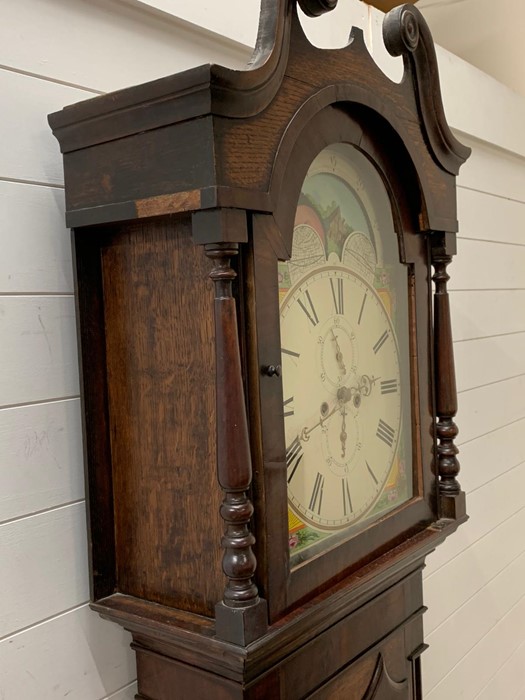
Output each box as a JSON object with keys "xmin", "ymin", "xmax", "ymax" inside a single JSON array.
[{"xmin": 280, "ymin": 143, "xmax": 413, "ymax": 566}]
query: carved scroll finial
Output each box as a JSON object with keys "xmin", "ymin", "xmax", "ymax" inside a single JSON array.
[
  {"xmin": 399, "ymin": 7, "xmax": 420, "ymax": 50},
  {"xmin": 298, "ymin": 0, "xmax": 338, "ymax": 18},
  {"xmin": 383, "ymin": 5, "xmax": 420, "ymax": 54},
  {"xmin": 383, "ymin": 5, "xmax": 471, "ymax": 176}
]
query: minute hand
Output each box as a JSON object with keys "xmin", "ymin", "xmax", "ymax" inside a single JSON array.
[{"xmin": 300, "ymin": 402, "xmax": 340, "ymax": 441}]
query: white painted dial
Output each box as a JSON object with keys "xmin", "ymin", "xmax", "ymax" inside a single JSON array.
[{"xmin": 281, "ymin": 266, "xmax": 402, "ymax": 529}]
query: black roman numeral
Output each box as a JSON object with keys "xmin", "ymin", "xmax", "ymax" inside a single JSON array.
[
  {"xmin": 373, "ymin": 330, "xmax": 389, "ymax": 354},
  {"xmin": 366, "ymin": 461, "xmax": 378, "ymax": 485},
  {"xmin": 342, "ymin": 477, "xmax": 353, "ymax": 516},
  {"xmin": 298, "ymin": 290, "xmax": 319, "ymax": 327},
  {"xmin": 380, "ymin": 379, "xmax": 398, "ymax": 395},
  {"xmin": 286, "ymin": 437, "xmax": 303, "ymax": 484},
  {"xmin": 358, "ymin": 293, "xmax": 367, "ymax": 325},
  {"xmin": 376, "ymin": 419, "xmax": 395, "ymax": 448},
  {"xmin": 309, "ymin": 472, "xmax": 324, "ymax": 514},
  {"xmin": 330, "ymin": 277, "xmax": 344, "ymax": 315},
  {"xmin": 283, "ymin": 396, "xmax": 294, "ymax": 418}
]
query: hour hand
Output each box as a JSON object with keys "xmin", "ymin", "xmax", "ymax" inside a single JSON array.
[{"xmin": 330, "ymin": 328, "xmax": 346, "ymax": 373}]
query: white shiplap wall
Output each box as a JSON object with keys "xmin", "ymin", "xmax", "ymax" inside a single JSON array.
[
  {"xmin": 0, "ymin": 1, "xmax": 250, "ymax": 698},
  {"xmin": 1, "ymin": 1, "xmax": 524, "ymax": 698},
  {"xmin": 421, "ymin": 133, "xmax": 525, "ymax": 697}
]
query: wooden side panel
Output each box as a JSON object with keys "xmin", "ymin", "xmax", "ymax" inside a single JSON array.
[{"xmin": 100, "ymin": 217, "xmax": 223, "ymax": 616}]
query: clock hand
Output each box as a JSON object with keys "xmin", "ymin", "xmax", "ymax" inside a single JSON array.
[
  {"xmin": 340, "ymin": 407, "xmax": 347, "ymax": 458},
  {"xmin": 359, "ymin": 374, "xmax": 379, "ymax": 397},
  {"xmin": 330, "ymin": 328, "xmax": 346, "ymax": 374},
  {"xmin": 336, "ymin": 375, "xmax": 379, "ymax": 409},
  {"xmin": 301, "ymin": 401, "xmax": 340, "ymax": 442},
  {"xmin": 301, "ymin": 383, "xmax": 360, "ymax": 442}
]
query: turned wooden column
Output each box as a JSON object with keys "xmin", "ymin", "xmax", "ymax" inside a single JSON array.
[
  {"xmin": 195, "ymin": 209, "xmax": 268, "ymax": 645},
  {"xmin": 431, "ymin": 231, "xmax": 465, "ymax": 520}
]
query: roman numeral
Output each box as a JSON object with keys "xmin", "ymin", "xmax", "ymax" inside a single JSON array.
[
  {"xmin": 358, "ymin": 293, "xmax": 367, "ymax": 325},
  {"xmin": 373, "ymin": 330, "xmax": 389, "ymax": 354},
  {"xmin": 330, "ymin": 277, "xmax": 344, "ymax": 315},
  {"xmin": 286, "ymin": 437, "xmax": 303, "ymax": 484},
  {"xmin": 309, "ymin": 472, "xmax": 324, "ymax": 515},
  {"xmin": 283, "ymin": 396, "xmax": 294, "ymax": 418},
  {"xmin": 298, "ymin": 290, "xmax": 319, "ymax": 327},
  {"xmin": 282, "ymin": 347, "xmax": 300, "ymax": 358},
  {"xmin": 376, "ymin": 419, "xmax": 395, "ymax": 448},
  {"xmin": 380, "ymin": 379, "xmax": 398, "ymax": 395},
  {"xmin": 366, "ymin": 461, "xmax": 378, "ymax": 485},
  {"xmin": 342, "ymin": 477, "xmax": 353, "ymax": 516}
]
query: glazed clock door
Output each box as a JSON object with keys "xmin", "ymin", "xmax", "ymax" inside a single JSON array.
[{"xmin": 279, "ymin": 143, "xmax": 413, "ymax": 566}]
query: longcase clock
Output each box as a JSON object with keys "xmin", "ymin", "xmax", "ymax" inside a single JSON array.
[{"xmin": 49, "ymin": 1, "xmax": 470, "ymax": 697}]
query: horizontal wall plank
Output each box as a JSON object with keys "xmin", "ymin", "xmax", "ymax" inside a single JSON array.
[
  {"xmin": 454, "ymin": 332, "xmax": 525, "ymax": 393},
  {"xmin": 0, "ymin": 181, "xmax": 72, "ymax": 294},
  {"xmin": 424, "ymin": 461, "xmax": 525, "ymax": 577},
  {"xmin": 425, "ymin": 550, "xmax": 525, "ymax": 693},
  {"xmin": 457, "ymin": 186, "xmax": 525, "ymax": 246},
  {"xmin": 451, "ymin": 290, "xmax": 525, "ymax": 341},
  {"xmin": 125, "ymin": 0, "xmax": 259, "ymax": 48},
  {"xmin": 0, "ymin": 295, "xmax": 79, "ymax": 407},
  {"xmin": 0, "ymin": 0, "xmax": 249, "ymax": 93},
  {"xmin": 424, "ymin": 590, "xmax": 525, "ymax": 699},
  {"xmin": 458, "ymin": 418, "xmax": 525, "ymax": 495},
  {"xmin": 0, "ymin": 605, "xmax": 135, "ymax": 700},
  {"xmin": 475, "ymin": 637, "xmax": 525, "ymax": 700},
  {"xmin": 451, "ymin": 237, "xmax": 525, "ymax": 291},
  {"xmin": 0, "ymin": 503, "xmax": 89, "ymax": 637},
  {"xmin": 457, "ymin": 375, "xmax": 525, "ymax": 445},
  {"xmin": 457, "ymin": 137, "xmax": 525, "ymax": 204},
  {"xmin": 105, "ymin": 683, "xmax": 138, "ymax": 700},
  {"xmin": 0, "ymin": 69, "xmax": 95, "ymax": 186},
  {"xmin": 424, "ymin": 505, "xmax": 525, "ymax": 636},
  {"xmin": 0, "ymin": 399, "xmax": 83, "ymax": 523},
  {"xmin": 442, "ymin": 53, "xmax": 525, "ymax": 161}
]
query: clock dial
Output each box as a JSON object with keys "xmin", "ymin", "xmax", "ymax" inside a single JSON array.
[
  {"xmin": 280, "ymin": 143, "xmax": 413, "ymax": 564},
  {"xmin": 281, "ymin": 267, "xmax": 401, "ymax": 529}
]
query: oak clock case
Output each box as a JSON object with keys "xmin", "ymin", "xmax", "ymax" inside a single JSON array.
[{"xmin": 49, "ymin": 1, "xmax": 470, "ymax": 697}]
